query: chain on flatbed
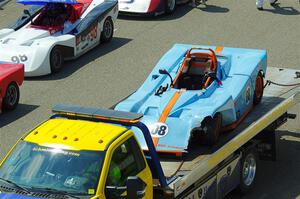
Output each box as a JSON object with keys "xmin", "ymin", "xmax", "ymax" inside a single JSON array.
[
  {"xmin": 264, "ymin": 80, "xmax": 300, "ymax": 88},
  {"xmin": 264, "ymin": 70, "xmax": 300, "ymax": 88}
]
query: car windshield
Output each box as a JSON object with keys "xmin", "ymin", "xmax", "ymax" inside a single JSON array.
[{"xmin": 0, "ymin": 141, "xmax": 105, "ymax": 196}]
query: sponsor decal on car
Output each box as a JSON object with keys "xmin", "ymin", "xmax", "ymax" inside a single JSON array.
[
  {"xmin": 76, "ymin": 24, "xmax": 98, "ymax": 51},
  {"xmin": 244, "ymin": 86, "xmax": 251, "ymax": 104}
]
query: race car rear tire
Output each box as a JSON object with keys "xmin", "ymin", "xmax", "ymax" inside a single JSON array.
[
  {"xmin": 238, "ymin": 149, "xmax": 258, "ymax": 194},
  {"xmin": 101, "ymin": 17, "xmax": 114, "ymax": 43},
  {"xmin": 203, "ymin": 113, "xmax": 222, "ymax": 146},
  {"xmin": 3, "ymin": 82, "xmax": 20, "ymax": 111},
  {"xmin": 50, "ymin": 46, "xmax": 64, "ymax": 74},
  {"xmin": 165, "ymin": 0, "xmax": 177, "ymax": 14},
  {"xmin": 253, "ymin": 71, "xmax": 264, "ymax": 105}
]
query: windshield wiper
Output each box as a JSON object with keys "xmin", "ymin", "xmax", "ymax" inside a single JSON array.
[
  {"xmin": 0, "ymin": 177, "xmax": 30, "ymax": 194},
  {"xmin": 31, "ymin": 187, "xmax": 80, "ymax": 199}
]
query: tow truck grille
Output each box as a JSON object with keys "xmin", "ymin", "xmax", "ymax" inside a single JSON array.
[
  {"xmin": 0, "ymin": 185, "xmax": 28, "ymax": 195},
  {"xmin": 31, "ymin": 192, "xmax": 68, "ymax": 199}
]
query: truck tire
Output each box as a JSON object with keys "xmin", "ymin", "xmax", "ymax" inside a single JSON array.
[
  {"xmin": 101, "ymin": 17, "xmax": 114, "ymax": 43},
  {"xmin": 253, "ymin": 71, "xmax": 264, "ymax": 105},
  {"xmin": 203, "ymin": 113, "xmax": 222, "ymax": 146},
  {"xmin": 165, "ymin": 0, "xmax": 176, "ymax": 14},
  {"xmin": 3, "ymin": 82, "xmax": 20, "ymax": 111},
  {"xmin": 238, "ymin": 149, "xmax": 258, "ymax": 194},
  {"xmin": 50, "ymin": 46, "xmax": 64, "ymax": 73}
]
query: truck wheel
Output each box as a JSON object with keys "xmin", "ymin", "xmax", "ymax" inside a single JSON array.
[
  {"xmin": 203, "ymin": 113, "xmax": 222, "ymax": 146},
  {"xmin": 165, "ymin": 0, "xmax": 176, "ymax": 14},
  {"xmin": 50, "ymin": 46, "xmax": 64, "ymax": 73},
  {"xmin": 253, "ymin": 71, "xmax": 264, "ymax": 105},
  {"xmin": 238, "ymin": 149, "xmax": 258, "ymax": 194},
  {"xmin": 101, "ymin": 17, "xmax": 114, "ymax": 43},
  {"xmin": 3, "ymin": 82, "xmax": 20, "ymax": 111}
]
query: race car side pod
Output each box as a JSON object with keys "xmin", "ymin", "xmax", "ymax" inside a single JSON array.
[{"xmin": 51, "ymin": 104, "xmax": 168, "ymax": 188}]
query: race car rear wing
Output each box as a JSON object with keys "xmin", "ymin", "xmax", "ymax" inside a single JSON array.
[{"xmin": 51, "ymin": 104, "xmax": 168, "ymax": 188}]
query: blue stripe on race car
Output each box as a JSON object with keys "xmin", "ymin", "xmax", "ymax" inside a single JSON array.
[{"xmin": 0, "ymin": 193, "xmax": 43, "ymax": 199}]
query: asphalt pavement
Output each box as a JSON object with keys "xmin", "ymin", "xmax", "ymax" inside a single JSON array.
[{"xmin": 0, "ymin": 0, "xmax": 299, "ymax": 198}]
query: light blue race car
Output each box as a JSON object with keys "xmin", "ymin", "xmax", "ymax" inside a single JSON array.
[{"xmin": 115, "ymin": 44, "xmax": 267, "ymax": 155}]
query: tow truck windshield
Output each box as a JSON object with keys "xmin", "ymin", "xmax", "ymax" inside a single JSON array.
[{"xmin": 0, "ymin": 141, "xmax": 104, "ymax": 196}]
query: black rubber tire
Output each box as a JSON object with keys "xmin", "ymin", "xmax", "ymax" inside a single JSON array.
[
  {"xmin": 238, "ymin": 149, "xmax": 258, "ymax": 194},
  {"xmin": 253, "ymin": 71, "xmax": 264, "ymax": 105},
  {"xmin": 50, "ymin": 46, "xmax": 64, "ymax": 73},
  {"xmin": 100, "ymin": 17, "xmax": 114, "ymax": 43},
  {"xmin": 203, "ymin": 113, "xmax": 222, "ymax": 146},
  {"xmin": 3, "ymin": 82, "xmax": 20, "ymax": 111},
  {"xmin": 165, "ymin": 0, "xmax": 177, "ymax": 14}
]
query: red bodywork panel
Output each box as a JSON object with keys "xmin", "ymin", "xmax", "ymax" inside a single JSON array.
[
  {"xmin": 30, "ymin": 0, "xmax": 93, "ymax": 34},
  {"xmin": 0, "ymin": 63, "xmax": 24, "ymax": 112},
  {"xmin": 148, "ymin": 0, "xmax": 161, "ymax": 13},
  {"xmin": 69, "ymin": 0, "xmax": 93, "ymax": 22}
]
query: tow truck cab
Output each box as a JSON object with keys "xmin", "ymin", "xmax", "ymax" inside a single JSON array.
[{"xmin": 0, "ymin": 106, "xmax": 156, "ymax": 199}]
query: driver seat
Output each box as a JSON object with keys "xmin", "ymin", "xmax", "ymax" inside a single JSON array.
[
  {"xmin": 176, "ymin": 52, "xmax": 215, "ymax": 90},
  {"xmin": 188, "ymin": 57, "xmax": 212, "ymax": 75}
]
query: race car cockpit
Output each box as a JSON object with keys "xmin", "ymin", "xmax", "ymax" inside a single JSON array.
[
  {"xmin": 32, "ymin": 3, "xmax": 69, "ymax": 27},
  {"xmin": 173, "ymin": 48, "xmax": 218, "ymax": 90},
  {"xmin": 31, "ymin": 2, "xmax": 86, "ymax": 32}
]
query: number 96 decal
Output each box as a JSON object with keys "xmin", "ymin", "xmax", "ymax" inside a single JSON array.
[
  {"xmin": 150, "ymin": 122, "xmax": 169, "ymax": 138},
  {"xmin": 11, "ymin": 54, "xmax": 28, "ymax": 63}
]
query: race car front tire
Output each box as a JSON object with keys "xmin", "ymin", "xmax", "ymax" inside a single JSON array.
[
  {"xmin": 101, "ymin": 17, "xmax": 114, "ymax": 43},
  {"xmin": 253, "ymin": 71, "xmax": 264, "ymax": 105},
  {"xmin": 203, "ymin": 113, "xmax": 222, "ymax": 146},
  {"xmin": 165, "ymin": 0, "xmax": 177, "ymax": 14},
  {"xmin": 50, "ymin": 46, "xmax": 64, "ymax": 74},
  {"xmin": 3, "ymin": 82, "xmax": 20, "ymax": 111}
]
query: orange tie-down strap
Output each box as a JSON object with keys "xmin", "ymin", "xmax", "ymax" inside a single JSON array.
[
  {"xmin": 152, "ymin": 90, "xmax": 183, "ymax": 147},
  {"xmin": 215, "ymin": 46, "xmax": 224, "ymax": 54}
]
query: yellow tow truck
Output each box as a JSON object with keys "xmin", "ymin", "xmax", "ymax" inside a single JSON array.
[{"xmin": 0, "ymin": 67, "xmax": 299, "ymax": 199}]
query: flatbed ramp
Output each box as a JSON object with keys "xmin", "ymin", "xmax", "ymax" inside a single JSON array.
[{"xmin": 158, "ymin": 67, "xmax": 300, "ymax": 197}]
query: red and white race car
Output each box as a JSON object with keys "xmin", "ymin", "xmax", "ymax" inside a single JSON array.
[
  {"xmin": 0, "ymin": 62, "xmax": 24, "ymax": 113},
  {"xmin": 119, "ymin": 0, "xmax": 189, "ymax": 16},
  {"xmin": 0, "ymin": 0, "xmax": 118, "ymax": 77}
]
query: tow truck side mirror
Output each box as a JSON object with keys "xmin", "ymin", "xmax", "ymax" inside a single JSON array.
[{"xmin": 126, "ymin": 176, "xmax": 146, "ymax": 199}]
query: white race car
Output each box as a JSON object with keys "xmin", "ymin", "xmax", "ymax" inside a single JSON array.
[
  {"xmin": 119, "ymin": 0, "xmax": 189, "ymax": 16},
  {"xmin": 0, "ymin": 0, "xmax": 118, "ymax": 77}
]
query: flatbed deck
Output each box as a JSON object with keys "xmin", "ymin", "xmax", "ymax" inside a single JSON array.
[{"xmin": 157, "ymin": 67, "xmax": 300, "ymax": 196}]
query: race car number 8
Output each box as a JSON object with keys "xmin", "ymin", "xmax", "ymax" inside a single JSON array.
[{"xmin": 151, "ymin": 123, "xmax": 169, "ymax": 138}]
